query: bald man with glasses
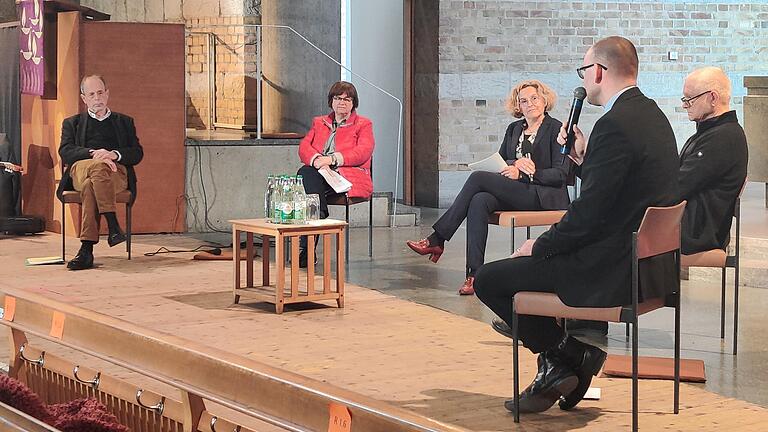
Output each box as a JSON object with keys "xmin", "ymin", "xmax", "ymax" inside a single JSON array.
[{"xmin": 679, "ymin": 67, "xmax": 748, "ymax": 255}]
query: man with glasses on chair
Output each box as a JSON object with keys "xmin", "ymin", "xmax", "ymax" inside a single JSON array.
[
  {"xmin": 679, "ymin": 67, "xmax": 747, "ymax": 255},
  {"xmin": 57, "ymin": 75, "xmax": 144, "ymax": 270},
  {"xmin": 474, "ymin": 36, "xmax": 679, "ymax": 414}
]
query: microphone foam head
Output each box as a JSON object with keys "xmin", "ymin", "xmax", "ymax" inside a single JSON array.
[{"xmin": 574, "ymin": 86, "xmax": 587, "ymax": 100}]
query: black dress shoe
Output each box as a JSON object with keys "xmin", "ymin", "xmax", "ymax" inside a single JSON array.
[
  {"xmin": 107, "ymin": 230, "xmax": 126, "ymax": 247},
  {"xmin": 554, "ymin": 336, "xmax": 608, "ymax": 410},
  {"xmin": 504, "ymin": 352, "xmax": 579, "ymax": 414},
  {"xmin": 67, "ymin": 250, "xmax": 94, "ymax": 270},
  {"xmin": 491, "ymin": 317, "xmax": 514, "ymax": 339}
]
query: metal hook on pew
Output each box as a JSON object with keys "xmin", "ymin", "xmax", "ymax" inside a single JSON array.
[
  {"xmin": 210, "ymin": 416, "xmax": 241, "ymax": 432},
  {"xmin": 19, "ymin": 344, "xmax": 45, "ymax": 367},
  {"xmin": 73, "ymin": 365, "xmax": 101, "ymax": 390},
  {"xmin": 135, "ymin": 389, "xmax": 165, "ymax": 415}
]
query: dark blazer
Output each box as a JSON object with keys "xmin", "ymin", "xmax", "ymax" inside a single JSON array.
[
  {"xmin": 498, "ymin": 113, "xmax": 572, "ymax": 210},
  {"xmin": 532, "ymin": 87, "xmax": 680, "ymax": 307},
  {"xmin": 679, "ymin": 111, "xmax": 748, "ymax": 255},
  {"xmin": 56, "ymin": 112, "xmax": 144, "ymax": 204}
]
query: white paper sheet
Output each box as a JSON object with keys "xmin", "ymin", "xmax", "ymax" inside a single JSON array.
[{"xmin": 467, "ymin": 152, "xmax": 507, "ymax": 173}]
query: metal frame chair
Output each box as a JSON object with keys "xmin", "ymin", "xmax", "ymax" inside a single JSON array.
[
  {"xmin": 326, "ymin": 158, "xmax": 373, "ymax": 262},
  {"xmin": 60, "ymin": 190, "xmax": 133, "ymax": 260},
  {"xmin": 680, "ymin": 180, "xmax": 747, "ymax": 355},
  {"xmin": 509, "ymin": 202, "xmax": 686, "ymax": 431}
]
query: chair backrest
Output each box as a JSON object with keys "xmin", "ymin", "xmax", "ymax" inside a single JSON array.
[{"xmin": 635, "ymin": 201, "xmax": 686, "ymax": 260}]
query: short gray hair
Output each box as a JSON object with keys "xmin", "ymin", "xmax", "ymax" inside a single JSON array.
[{"xmin": 80, "ymin": 75, "xmax": 107, "ymax": 95}]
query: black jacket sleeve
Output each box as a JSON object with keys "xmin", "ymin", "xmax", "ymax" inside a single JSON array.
[
  {"xmin": 532, "ymin": 120, "xmax": 571, "ymax": 187},
  {"xmin": 58, "ymin": 118, "xmax": 91, "ymax": 165},
  {"xmin": 498, "ymin": 122, "xmax": 518, "ymax": 164},
  {"xmin": 115, "ymin": 116, "xmax": 144, "ymax": 166},
  {"xmin": 532, "ymin": 117, "xmax": 632, "ymax": 257}
]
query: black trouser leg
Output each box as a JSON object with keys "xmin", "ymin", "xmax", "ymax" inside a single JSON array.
[
  {"xmin": 298, "ymin": 165, "xmax": 333, "ymax": 219},
  {"xmin": 474, "ymin": 256, "xmax": 564, "ymax": 353},
  {"xmin": 433, "ymin": 171, "xmax": 539, "ymax": 241},
  {"xmin": 465, "ymin": 192, "xmax": 499, "ymax": 276}
]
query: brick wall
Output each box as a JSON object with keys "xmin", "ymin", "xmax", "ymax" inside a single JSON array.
[
  {"xmin": 79, "ymin": 0, "xmax": 262, "ymax": 129},
  {"xmin": 438, "ymin": 0, "xmax": 768, "ymax": 206},
  {"xmin": 186, "ymin": 16, "xmax": 260, "ymax": 129}
]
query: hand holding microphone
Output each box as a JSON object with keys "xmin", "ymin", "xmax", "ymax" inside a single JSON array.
[{"xmin": 558, "ymin": 86, "xmax": 588, "ymax": 165}]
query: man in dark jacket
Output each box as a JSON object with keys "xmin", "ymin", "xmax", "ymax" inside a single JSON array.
[
  {"xmin": 56, "ymin": 75, "xmax": 143, "ymax": 270},
  {"xmin": 679, "ymin": 67, "xmax": 748, "ymax": 255},
  {"xmin": 474, "ymin": 36, "xmax": 679, "ymax": 414}
]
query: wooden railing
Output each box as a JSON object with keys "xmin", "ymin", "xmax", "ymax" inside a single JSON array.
[{"xmin": 1, "ymin": 288, "xmax": 466, "ymax": 432}]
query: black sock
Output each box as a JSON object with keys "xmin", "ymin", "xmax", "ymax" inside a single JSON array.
[
  {"xmin": 103, "ymin": 212, "xmax": 120, "ymax": 233},
  {"xmin": 427, "ymin": 232, "xmax": 444, "ymax": 247},
  {"xmin": 80, "ymin": 240, "xmax": 96, "ymax": 253}
]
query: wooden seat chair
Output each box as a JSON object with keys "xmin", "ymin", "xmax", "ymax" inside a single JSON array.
[
  {"xmin": 509, "ymin": 202, "xmax": 686, "ymax": 431},
  {"xmin": 60, "ymin": 189, "xmax": 134, "ymax": 260},
  {"xmin": 680, "ymin": 180, "xmax": 747, "ymax": 355},
  {"xmin": 326, "ymin": 158, "xmax": 373, "ymax": 262}
]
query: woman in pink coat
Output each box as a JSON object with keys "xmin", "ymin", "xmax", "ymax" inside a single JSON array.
[{"xmin": 297, "ymin": 81, "xmax": 375, "ymax": 266}]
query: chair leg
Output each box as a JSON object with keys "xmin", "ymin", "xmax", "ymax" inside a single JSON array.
[
  {"xmin": 674, "ymin": 294, "xmax": 681, "ymax": 414},
  {"xmin": 126, "ymin": 203, "xmax": 132, "ymax": 260},
  {"xmin": 510, "ymin": 220, "xmax": 516, "ymax": 254},
  {"xmin": 61, "ymin": 202, "xmax": 66, "ymax": 261},
  {"xmin": 526, "ymin": 226, "xmax": 531, "ymax": 240},
  {"xmin": 345, "ymin": 201, "xmax": 350, "ymax": 264},
  {"xmin": 368, "ymin": 198, "xmax": 373, "ymax": 257},
  {"xmin": 733, "ymin": 263, "xmax": 739, "ymax": 356},
  {"xmin": 625, "ymin": 322, "xmax": 630, "ymax": 341},
  {"xmin": 720, "ymin": 267, "xmax": 726, "ymax": 339},
  {"xmin": 512, "ymin": 299, "xmax": 520, "ymax": 423},
  {"xmin": 632, "ymin": 317, "xmax": 639, "ymax": 432}
]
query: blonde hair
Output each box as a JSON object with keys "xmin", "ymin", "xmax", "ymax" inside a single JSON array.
[{"xmin": 505, "ymin": 80, "xmax": 557, "ymax": 118}]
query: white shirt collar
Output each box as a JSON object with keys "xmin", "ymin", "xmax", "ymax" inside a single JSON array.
[
  {"xmin": 88, "ymin": 108, "xmax": 112, "ymax": 121},
  {"xmin": 604, "ymin": 86, "xmax": 636, "ymax": 112}
]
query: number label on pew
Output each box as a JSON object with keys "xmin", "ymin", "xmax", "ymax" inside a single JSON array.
[
  {"xmin": 50, "ymin": 311, "xmax": 66, "ymax": 339},
  {"xmin": 2, "ymin": 296, "xmax": 15, "ymax": 322},
  {"xmin": 328, "ymin": 402, "xmax": 351, "ymax": 432}
]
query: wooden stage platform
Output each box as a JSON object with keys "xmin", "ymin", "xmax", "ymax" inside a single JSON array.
[{"xmin": 2, "ymin": 233, "xmax": 767, "ymax": 431}]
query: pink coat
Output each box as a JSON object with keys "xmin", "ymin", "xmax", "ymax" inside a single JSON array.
[{"xmin": 298, "ymin": 111, "xmax": 375, "ymax": 199}]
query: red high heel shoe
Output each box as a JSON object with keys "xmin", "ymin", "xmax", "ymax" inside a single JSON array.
[
  {"xmin": 458, "ymin": 276, "xmax": 475, "ymax": 295},
  {"xmin": 406, "ymin": 238, "xmax": 444, "ymax": 263}
]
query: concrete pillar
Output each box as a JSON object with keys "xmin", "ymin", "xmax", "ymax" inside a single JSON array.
[
  {"xmin": 261, "ymin": 0, "xmax": 341, "ymax": 134},
  {"xmin": 743, "ymin": 76, "xmax": 768, "ymax": 206}
]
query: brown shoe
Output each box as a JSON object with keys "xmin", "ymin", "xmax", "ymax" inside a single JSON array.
[
  {"xmin": 458, "ymin": 276, "xmax": 475, "ymax": 295},
  {"xmin": 406, "ymin": 238, "xmax": 444, "ymax": 263}
]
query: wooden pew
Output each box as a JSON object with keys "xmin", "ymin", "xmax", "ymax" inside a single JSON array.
[
  {"xmin": 0, "ymin": 400, "xmax": 61, "ymax": 432},
  {"xmin": 1, "ymin": 288, "xmax": 466, "ymax": 432}
]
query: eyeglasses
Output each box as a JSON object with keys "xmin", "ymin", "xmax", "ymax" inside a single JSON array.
[
  {"xmin": 576, "ymin": 63, "xmax": 608, "ymax": 79},
  {"xmin": 518, "ymin": 95, "xmax": 541, "ymax": 107},
  {"xmin": 82, "ymin": 90, "xmax": 106, "ymax": 100},
  {"xmin": 333, "ymin": 96, "xmax": 353, "ymax": 103},
  {"xmin": 680, "ymin": 90, "xmax": 711, "ymax": 108}
]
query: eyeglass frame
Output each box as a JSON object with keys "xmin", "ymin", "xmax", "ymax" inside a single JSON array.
[
  {"xmin": 332, "ymin": 96, "xmax": 353, "ymax": 103},
  {"xmin": 576, "ymin": 63, "xmax": 608, "ymax": 79},
  {"xmin": 680, "ymin": 90, "xmax": 712, "ymax": 108}
]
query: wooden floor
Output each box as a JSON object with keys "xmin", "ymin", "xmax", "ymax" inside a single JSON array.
[{"xmin": 2, "ymin": 233, "xmax": 767, "ymax": 431}]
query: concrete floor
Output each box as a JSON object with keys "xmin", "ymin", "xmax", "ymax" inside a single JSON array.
[{"xmin": 142, "ymin": 182, "xmax": 768, "ymax": 409}]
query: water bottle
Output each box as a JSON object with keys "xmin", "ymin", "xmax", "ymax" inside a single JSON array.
[
  {"xmin": 281, "ymin": 176, "xmax": 295, "ymax": 224},
  {"xmin": 294, "ymin": 175, "xmax": 307, "ymax": 224},
  {"xmin": 273, "ymin": 176, "xmax": 285, "ymax": 223},
  {"xmin": 264, "ymin": 175, "xmax": 275, "ymax": 220}
]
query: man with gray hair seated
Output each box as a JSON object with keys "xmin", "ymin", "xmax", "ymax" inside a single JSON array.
[
  {"xmin": 57, "ymin": 75, "xmax": 144, "ymax": 270},
  {"xmin": 679, "ymin": 66, "xmax": 748, "ymax": 254}
]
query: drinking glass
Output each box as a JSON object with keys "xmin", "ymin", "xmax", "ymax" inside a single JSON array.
[{"xmin": 306, "ymin": 194, "xmax": 321, "ymax": 221}]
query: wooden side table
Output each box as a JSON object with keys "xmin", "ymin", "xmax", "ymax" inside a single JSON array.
[{"xmin": 229, "ymin": 218, "xmax": 347, "ymax": 313}]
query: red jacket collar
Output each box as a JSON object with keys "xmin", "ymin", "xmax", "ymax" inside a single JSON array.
[{"xmin": 324, "ymin": 111, "xmax": 358, "ymax": 128}]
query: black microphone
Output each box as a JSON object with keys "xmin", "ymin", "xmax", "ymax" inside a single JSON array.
[
  {"xmin": 560, "ymin": 86, "xmax": 587, "ymax": 155},
  {"xmin": 521, "ymin": 140, "xmax": 534, "ymax": 182}
]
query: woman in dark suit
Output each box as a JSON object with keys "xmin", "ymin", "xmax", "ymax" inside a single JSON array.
[{"xmin": 406, "ymin": 80, "xmax": 572, "ymax": 295}]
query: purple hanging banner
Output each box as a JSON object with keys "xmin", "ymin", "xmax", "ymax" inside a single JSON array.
[{"xmin": 17, "ymin": 0, "xmax": 44, "ymax": 96}]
